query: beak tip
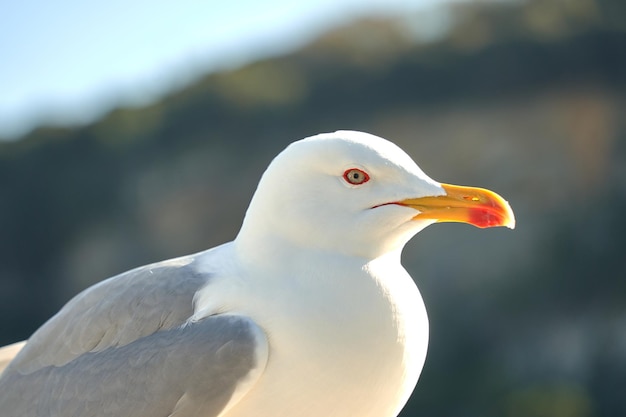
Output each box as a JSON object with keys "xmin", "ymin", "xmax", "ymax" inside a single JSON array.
[
  {"xmin": 460, "ymin": 193, "xmax": 516, "ymax": 230},
  {"xmin": 500, "ymin": 199, "xmax": 516, "ymax": 230},
  {"xmin": 504, "ymin": 201, "xmax": 516, "ymax": 230},
  {"xmin": 505, "ymin": 220, "xmax": 516, "ymax": 230}
]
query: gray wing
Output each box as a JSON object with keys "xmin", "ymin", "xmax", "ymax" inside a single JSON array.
[
  {"xmin": 7, "ymin": 256, "xmax": 207, "ymax": 373},
  {"xmin": 0, "ymin": 315, "xmax": 266, "ymax": 417},
  {"xmin": 0, "ymin": 255, "xmax": 268, "ymax": 417}
]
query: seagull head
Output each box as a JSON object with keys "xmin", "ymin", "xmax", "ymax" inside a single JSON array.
[{"xmin": 237, "ymin": 130, "xmax": 515, "ymax": 259}]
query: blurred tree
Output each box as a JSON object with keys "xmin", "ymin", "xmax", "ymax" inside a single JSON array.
[{"xmin": 1, "ymin": 0, "xmax": 625, "ymax": 415}]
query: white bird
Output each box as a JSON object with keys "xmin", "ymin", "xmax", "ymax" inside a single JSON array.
[{"xmin": 0, "ymin": 130, "xmax": 515, "ymax": 417}]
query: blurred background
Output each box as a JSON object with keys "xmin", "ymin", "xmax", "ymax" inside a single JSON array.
[{"xmin": 1, "ymin": 0, "xmax": 625, "ymax": 415}]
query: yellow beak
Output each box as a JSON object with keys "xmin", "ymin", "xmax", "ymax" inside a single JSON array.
[{"xmin": 398, "ymin": 183, "xmax": 516, "ymax": 229}]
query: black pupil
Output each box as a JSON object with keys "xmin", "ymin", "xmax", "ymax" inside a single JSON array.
[{"xmin": 352, "ymin": 172, "xmax": 360, "ymax": 179}]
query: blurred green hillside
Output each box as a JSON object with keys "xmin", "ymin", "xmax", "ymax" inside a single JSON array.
[{"xmin": 1, "ymin": 0, "xmax": 625, "ymax": 416}]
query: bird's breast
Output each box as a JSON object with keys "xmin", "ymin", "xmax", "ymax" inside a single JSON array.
[{"xmin": 225, "ymin": 254, "xmax": 429, "ymax": 417}]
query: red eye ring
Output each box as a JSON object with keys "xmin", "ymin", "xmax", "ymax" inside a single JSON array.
[{"xmin": 343, "ymin": 168, "xmax": 370, "ymax": 185}]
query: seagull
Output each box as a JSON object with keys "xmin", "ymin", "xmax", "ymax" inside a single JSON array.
[{"xmin": 0, "ymin": 130, "xmax": 515, "ymax": 417}]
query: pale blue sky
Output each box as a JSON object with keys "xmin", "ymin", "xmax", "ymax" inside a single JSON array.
[{"xmin": 0, "ymin": 0, "xmax": 461, "ymax": 139}]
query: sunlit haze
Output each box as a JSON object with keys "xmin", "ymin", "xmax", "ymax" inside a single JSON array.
[{"xmin": 0, "ymin": 0, "xmax": 464, "ymax": 139}]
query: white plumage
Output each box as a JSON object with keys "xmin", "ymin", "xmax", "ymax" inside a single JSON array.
[{"xmin": 0, "ymin": 131, "xmax": 514, "ymax": 417}]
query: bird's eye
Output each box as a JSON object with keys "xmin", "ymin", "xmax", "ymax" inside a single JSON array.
[{"xmin": 343, "ymin": 168, "xmax": 370, "ymax": 185}]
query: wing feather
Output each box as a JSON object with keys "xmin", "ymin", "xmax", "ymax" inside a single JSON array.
[
  {"xmin": 0, "ymin": 315, "xmax": 268, "ymax": 417},
  {"xmin": 9, "ymin": 256, "xmax": 207, "ymax": 373},
  {"xmin": 0, "ymin": 251, "xmax": 268, "ymax": 417}
]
